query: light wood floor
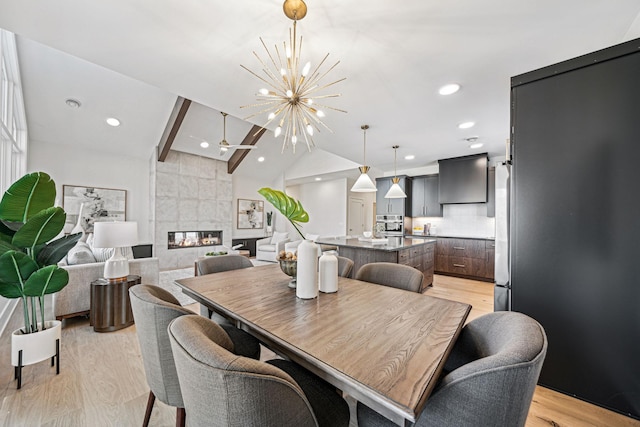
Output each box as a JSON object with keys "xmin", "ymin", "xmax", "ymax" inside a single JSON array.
[{"xmin": 0, "ymin": 274, "xmax": 638, "ymax": 426}]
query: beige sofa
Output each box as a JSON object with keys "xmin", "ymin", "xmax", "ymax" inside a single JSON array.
[{"xmin": 54, "ymin": 257, "xmax": 159, "ymax": 320}]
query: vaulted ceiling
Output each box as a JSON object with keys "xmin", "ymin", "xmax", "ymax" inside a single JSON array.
[{"xmin": 2, "ymin": 1, "xmax": 640, "ymax": 182}]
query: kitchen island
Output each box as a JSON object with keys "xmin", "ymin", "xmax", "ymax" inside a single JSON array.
[{"xmin": 316, "ymin": 237, "xmax": 436, "ymax": 291}]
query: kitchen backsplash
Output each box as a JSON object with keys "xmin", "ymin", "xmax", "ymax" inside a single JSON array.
[{"xmin": 411, "ymin": 203, "xmax": 495, "ymax": 238}]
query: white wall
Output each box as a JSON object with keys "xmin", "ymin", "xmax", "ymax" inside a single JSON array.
[
  {"xmin": 28, "ymin": 140, "xmax": 153, "ymax": 242},
  {"xmin": 286, "ymin": 178, "xmax": 348, "ymax": 239}
]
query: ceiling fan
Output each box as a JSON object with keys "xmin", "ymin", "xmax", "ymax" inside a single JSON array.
[
  {"xmin": 217, "ymin": 112, "xmax": 257, "ymax": 155},
  {"xmin": 190, "ymin": 111, "xmax": 257, "ymax": 155}
]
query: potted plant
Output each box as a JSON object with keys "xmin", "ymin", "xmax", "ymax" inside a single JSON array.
[{"xmin": 0, "ymin": 172, "xmax": 81, "ymax": 388}]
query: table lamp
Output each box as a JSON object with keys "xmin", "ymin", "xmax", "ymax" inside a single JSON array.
[{"xmin": 93, "ymin": 221, "xmax": 138, "ymax": 281}]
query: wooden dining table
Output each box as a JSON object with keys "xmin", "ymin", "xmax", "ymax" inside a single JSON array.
[{"xmin": 174, "ymin": 263, "xmax": 471, "ymax": 426}]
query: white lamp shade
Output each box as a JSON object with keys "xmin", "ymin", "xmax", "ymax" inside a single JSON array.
[
  {"xmin": 351, "ymin": 172, "xmax": 377, "ymax": 192},
  {"xmin": 385, "ymin": 183, "xmax": 407, "ymax": 198},
  {"xmin": 93, "ymin": 221, "xmax": 138, "ymax": 248},
  {"xmin": 93, "ymin": 221, "xmax": 138, "ymax": 280}
]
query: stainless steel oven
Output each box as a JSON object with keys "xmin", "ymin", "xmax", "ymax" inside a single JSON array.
[{"xmin": 375, "ymin": 215, "xmax": 404, "ymax": 236}]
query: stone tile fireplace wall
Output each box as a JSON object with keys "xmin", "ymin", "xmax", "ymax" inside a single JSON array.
[{"xmin": 151, "ymin": 150, "xmax": 232, "ymax": 269}]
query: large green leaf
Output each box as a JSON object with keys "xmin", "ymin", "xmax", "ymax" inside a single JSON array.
[
  {"xmin": 0, "ymin": 239, "xmax": 17, "ymax": 257},
  {"xmin": 258, "ymin": 187, "xmax": 309, "ymax": 239},
  {"xmin": 12, "ymin": 207, "xmax": 65, "ymax": 249},
  {"xmin": 23, "ymin": 265, "xmax": 69, "ymax": 296},
  {"xmin": 0, "ymin": 251, "xmax": 38, "ymax": 298},
  {"xmin": 0, "ymin": 172, "xmax": 56, "ymax": 223},
  {"xmin": 0, "ymin": 278, "xmax": 22, "ymax": 298},
  {"xmin": 0, "ymin": 220, "xmax": 16, "ymax": 240},
  {"xmin": 36, "ymin": 232, "xmax": 82, "ymax": 266},
  {"xmin": 258, "ymin": 188, "xmax": 309, "ymax": 224}
]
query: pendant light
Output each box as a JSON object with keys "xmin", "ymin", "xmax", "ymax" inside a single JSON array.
[
  {"xmin": 351, "ymin": 125, "xmax": 377, "ymax": 192},
  {"xmin": 384, "ymin": 145, "xmax": 407, "ymax": 198}
]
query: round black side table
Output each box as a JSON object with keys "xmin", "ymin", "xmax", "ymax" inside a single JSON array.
[{"xmin": 90, "ymin": 275, "xmax": 141, "ymax": 332}]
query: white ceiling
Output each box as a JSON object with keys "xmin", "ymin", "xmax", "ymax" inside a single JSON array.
[{"xmin": 3, "ymin": 1, "xmax": 640, "ymax": 182}]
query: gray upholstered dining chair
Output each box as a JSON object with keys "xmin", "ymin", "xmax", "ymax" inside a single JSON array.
[
  {"xmin": 129, "ymin": 285, "xmax": 261, "ymax": 427},
  {"xmin": 336, "ymin": 255, "xmax": 354, "ymax": 278},
  {"xmin": 168, "ymin": 314, "xmax": 350, "ymax": 427},
  {"xmin": 355, "ymin": 262, "xmax": 424, "ymax": 293},
  {"xmin": 357, "ymin": 311, "xmax": 548, "ymax": 427},
  {"xmin": 196, "ymin": 254, "xmax": 253, "ymax": 276}
]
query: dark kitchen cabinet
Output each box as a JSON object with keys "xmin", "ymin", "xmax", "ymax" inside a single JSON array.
[
  {"xmin": 375, "ymin": 176, "xmax": 411, "ymax": 215},
  {"xmin": 411, "ymin": 175, "xmax": 443, "ymax": 217},
  {"xmin": 435, "ymin": 237, "xmax": 493, "ymax": 282},
  {"xmin": 438, "ymin": 153, "xmax": 488, "ymax": 204}
]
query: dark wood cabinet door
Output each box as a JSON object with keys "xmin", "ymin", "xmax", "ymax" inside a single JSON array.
[
  {"xmin": 423, "ymin": 175, "xmax": 443, "ymax": 217},
  {"xmin": 410, "ymin": 177, "xmax": 426, "ymax": 217}
]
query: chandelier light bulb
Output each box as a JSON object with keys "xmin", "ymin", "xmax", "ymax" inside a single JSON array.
[
  {"xmin": 268, "ymin": 112, "xmax": 276, "ymax": 120},
  {"xmin": 200, "ymin": 141, "xmax": 209, "ymax": 148},
  {"xmin": 305, "ymin": 99, "xmax": 313, "ymax": 105},
  {"xmin": 306, "ymin": 124, "xmax": 314, "ymax": 135},
  {"xmin": 220, "ymin": 146, "xmax": 228, "ymax": 152},
  {"xmin": 286, "ymin": 90, "xmax": 293, "ymax": 98},
  {"xmin": 292, "ymin": 135, "xmax": 298, "ymax": 144},
  {"xmin": 281, "ymin": 68, "xmax": 287, "ymax": 76},
  {"xmin": 302, "ymin": 62, "xmax": 311, "ymax": 76},
  {"xmin": 275, "ymin": 127, "xmax": 282, "ymax": 137},
  {"xmin": 286, "ymin": 47, "xmax": 292, "ymax": 58},
  {"xmin": 259, "ymin": 88, "xmax": 270, "ymax": 95},
  {"xmin": 316, "ymin": 110, "xmax": 325, "ymax": 118}
]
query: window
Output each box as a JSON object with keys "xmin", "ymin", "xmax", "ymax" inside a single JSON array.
[{"xmin": 0, "ymin": 29, "xmax": 26, "ymax": 194}]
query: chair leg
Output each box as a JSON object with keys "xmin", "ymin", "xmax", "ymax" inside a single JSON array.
[
  {"xmin": 142, "ymin": 391, "xmax": 155, "ymax": 427},
  {"xmin": 176, "ymin": 407, "xmax": 186, "ymax": 427}
]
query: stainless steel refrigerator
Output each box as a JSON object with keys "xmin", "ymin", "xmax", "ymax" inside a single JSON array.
[
  {"xmin": 493, "ymin": 162, "xmax": 510, "ymax": 311},
  {"xmin": 509, "ymin": 38, "xmax": 640, "ymax": 419}
]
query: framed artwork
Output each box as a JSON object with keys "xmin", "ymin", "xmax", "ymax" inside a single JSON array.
[
  {"xmin": 237, "ymin": 199, "xmax": 264, "ymax": 229},
  {"xmin": 63, "ymin": 185, "xmax": 126, "ymax": 233}
]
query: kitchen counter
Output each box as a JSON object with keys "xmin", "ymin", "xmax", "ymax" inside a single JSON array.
[
  {"xmin": 406, "ymin": 234, "xmax": 495, "ymax": 241},
  {"xmin": 316, "ymin": 236, "xmax": 436, "ymax": 252},
  {"xmin": 316, "ymin": 237, "xmax": 436, "ymax": 290}
]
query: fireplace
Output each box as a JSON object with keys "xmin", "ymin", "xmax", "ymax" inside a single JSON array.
[{"xmin": 168, "ymin": 230, "xmax": 222, "ymax": 249}]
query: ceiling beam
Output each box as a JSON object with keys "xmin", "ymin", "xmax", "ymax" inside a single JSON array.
[
  {"xmin": 157, "ymin": 97, "xmax": 191, "ymax": 162},
  {"xmin": 227, "ymin": 125, "xmax": 267, "ymax": 174}
]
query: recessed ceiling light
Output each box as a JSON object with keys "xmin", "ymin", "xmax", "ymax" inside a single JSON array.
[
  {"xmin": 469, "ymin": 142, "xmax": 484, "ymax": 149},
  {"xmin": 315, "ymin": 177, "xmax": 322, "ymax": 181},
  {"xmin": 106, "ymin": 117, "xmax": 120, "ymax": 127},
  {"xmin": 458, "ymin": 121, "xmax": 475, "ymax": 129},
  {"xmin": 200, "ymin": 141, "xmax": 209, "ymax": 148},
  {"xmin": 257, "ymin": 156, "xmax": 265, "ymax": 162},
  {"xmin": 438, "ymin": 83, "xmax": 460, "ymax": 95},
  {"xmin": 65, "ymin": 98, "xmax": 81, "ymax": 108},
  {"xmin": 404, "ymin": 155, "xmax": 415, "ymax": 160}
]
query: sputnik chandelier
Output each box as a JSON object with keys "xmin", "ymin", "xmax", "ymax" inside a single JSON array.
[{"xmin": 241, "ymin": 0, "xmax": 346, "ymax": 153}]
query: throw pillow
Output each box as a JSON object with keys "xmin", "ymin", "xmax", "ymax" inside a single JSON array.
[
  {"xmin": 66, "ymin": 242, "xmax": 97, "ymax": 265},
  {"xmin": 270, "ymin": 231, "xmax": 289, "ymax": 244}
]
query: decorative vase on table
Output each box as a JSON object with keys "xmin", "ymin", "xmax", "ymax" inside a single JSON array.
[
  {"xmin": 296, "ymin": 239, "xmax": 319, "ymax": 299},
  {"xmin": 279, "ymin": 258, "xmax": 298, "ymax": 288},
  {"xmin": 319, "ymin": 252, "xmax": 338, "ymax": 293}
]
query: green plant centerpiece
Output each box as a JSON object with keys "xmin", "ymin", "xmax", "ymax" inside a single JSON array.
[
  {"xmin": 0, "ymin": 172, "xmax": 81, "ymax": 334},
  {"xmin": 258, "ymin": 188, "xmax": 309, "ymax": 287}
]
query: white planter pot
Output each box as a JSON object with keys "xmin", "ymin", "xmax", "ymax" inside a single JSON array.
[{"xmin": 11, "ymin": 320, "xmax": 61, "ymax": 367}]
